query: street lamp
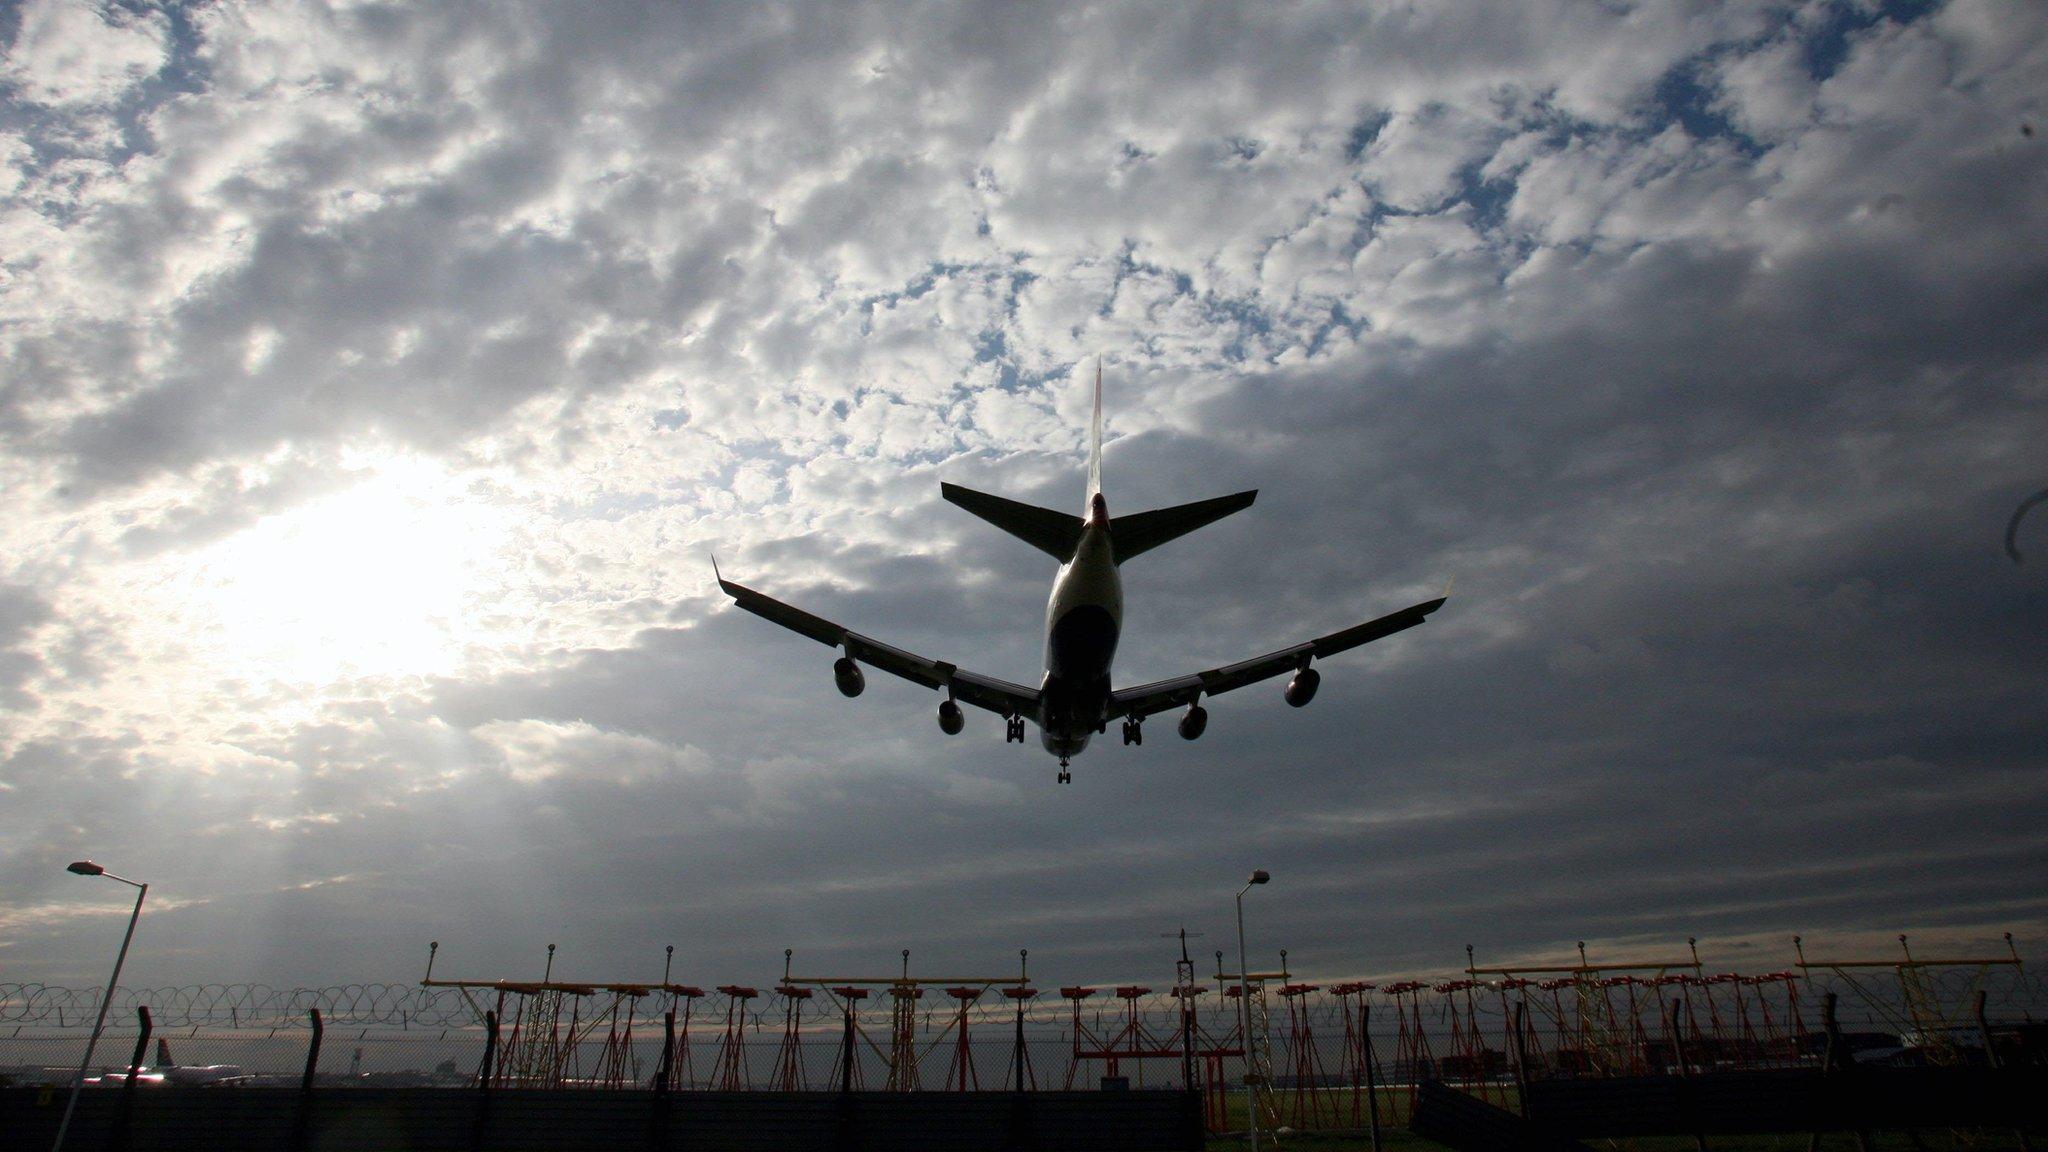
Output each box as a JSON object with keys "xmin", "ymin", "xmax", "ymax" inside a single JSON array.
[
  {"xmin": 53, "ymin": 861, "xmax": 148, "ymax": 1152},
  {"xmin": 1236, "ymin": 869, "xmax": 1269, "ymax": 1152}
]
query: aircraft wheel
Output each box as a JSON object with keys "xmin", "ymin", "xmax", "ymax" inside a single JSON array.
[{"xmin": 1058, "ymin": 770, "xmax": 1070, "ymax": 784}]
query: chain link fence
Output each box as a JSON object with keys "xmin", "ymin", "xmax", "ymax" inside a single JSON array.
[{"xmin": 6, "ymin": 943, "xmax": 2040, "ymax": 1137}]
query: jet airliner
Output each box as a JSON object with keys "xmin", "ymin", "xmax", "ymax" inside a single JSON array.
[{"xmin": 716, "ymin": 367, "xmax": 1448, "ymax": 783}]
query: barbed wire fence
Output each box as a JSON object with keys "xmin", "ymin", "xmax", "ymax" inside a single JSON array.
[
  {"xmin": 5, "ymin": 962, "xmax": 2040, "ymax": 1037},
  {"xmin": 4, "ymin": 938, "xmax": 2040, "ymax": 1110}
]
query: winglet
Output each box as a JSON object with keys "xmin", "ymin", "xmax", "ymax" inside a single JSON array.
[
  {"xmin": 1087, "ymin": 358, "xmax": 1104, "ymax": 502},
  {"xmin": 710, "ymin": 552, "xmax": 726, "ymax": 590},
  {"xmin": 1443, "ymin": 572, "xmax": 1455, "ymax": 599}
]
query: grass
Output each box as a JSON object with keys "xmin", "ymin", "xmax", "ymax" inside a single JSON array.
[
  {"xmin": 1198, "ymin": 1087, "xmax": 2038, "ymax": 1152},
  {"xmin": 1206, "ymin": 1130, "xmax": 2041, "ymax": 1152}
]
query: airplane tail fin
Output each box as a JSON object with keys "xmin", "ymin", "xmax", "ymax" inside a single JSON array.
[
  {"xmin": 941, "ymin": 482, "xmax": 1085, "ymax": 561},
  {"xmin": 1087, "ymin": 360, "xmax": 1104, "ymax": 503},
  {"xmin": 1109, "ymin": 489, "xmax": 1258, "ymax": 564}
]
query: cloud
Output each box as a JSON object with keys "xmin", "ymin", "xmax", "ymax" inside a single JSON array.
[
  {"xmin": 0, "ymin": 583, "xmax": 51, "ymax": 709},
  {"xmin": 473, "ymin": 718, "xmax": 715, "ymax": 787},
  {"xmin": 1, "ymin": 0, "xmax": 169, "ymax": 108},
  {"xmin": 0, "ymin": 0, "xmax": 2043, "ymax": 992}
]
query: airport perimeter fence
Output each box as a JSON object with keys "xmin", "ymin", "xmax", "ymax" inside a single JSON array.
[{"xmin": 5, "ymin": 942, "xmax": 2041, "ymax": 1136}]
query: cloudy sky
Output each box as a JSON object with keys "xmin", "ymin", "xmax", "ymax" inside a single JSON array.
[{"xmin": 2, "ymin": 0, "xmax": 2044, "ymax": 994}]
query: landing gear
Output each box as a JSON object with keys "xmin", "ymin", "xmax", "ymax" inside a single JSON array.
[
  {"xmin": 1005, "ymin": 716, "xmax": 1026, "ymax": 743},
  {"xmin": 1057, "ymin": 757, "xmax": 1071, "ymax": 785},
  {"xmin": 1121, "ymin": 719, "xmax": 1143, "ymax": 746}
]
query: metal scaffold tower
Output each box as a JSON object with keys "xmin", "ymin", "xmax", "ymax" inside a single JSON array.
[
  {"xmin": 1001, "ymin": 960, "xmax": 1039, "ymax": 1092},
  {"xmin": 419, "ymin": 942, "xmax": 703, "ymax": 1090},
  {"xmin": 712, "ymin": 985, "xmax": 757, "ymax": 1090},
  {"xmin": 1795, "ymin": 933, "xmax": 2027, "ymax": 1065},
  {"xmin": 1696, "ymin": 972, "xmax": 1737, "ymax": 1064},
  {"xmin": 887, "ymin": 982, "xmax": 923, "ymax": 1090},
  {"xmin": 1458, "ymin": 944, "xmax": 1822, "ymax": 1081},
  {"xmin": 1603, "ymin": 976, "xmax": 1654, "ymax": 1075},
  {"xmin": 1217, "ymin": 948, "xmax": 1286, "ymax": 1139},
  {"xmin": 1169, "ymin": 984, "xmax": 1206, "ymax": 1087},
  {"xmin": 940, "ymin": 987, "xmax": 982, "ymax": 1090},
  {"xmin": 1380, "ymin": 980, "xmax": 1434, "ymax": 1107},
  {"xmin": 1088, "ymin": 986, "xmax": 1163, "ymax": 1085},
  {"xmin": 1443, "ymin": 947, "xmax": 1508, "ymax": 1104},
  {"xmin": 1536, "ymin": 978, "xmax": 1579, "ymax": 1074},
  {"xmin": 1168, "ymin": 931, "xmax": 1203, "ymax": 1096},
  {"xmin": 1330, "ymin": 981, "xmax": 1381, "ymax": 1134},
  {"xmin": 1434, "ymin": 976, "xmax": 1504, "ymax": 1099},
  {"xmin": 26, "ymin": 927, "xmax": 2045, "ymax": 1144},
  {"xmin": 770, "ymin": 985, "xmax": 811, "ymax": 1090},
  {"xmin": 1277, "ymin": 981, "xmax": 1334, "ymax": 1129},
  {"xmin": 826, "ymin": 987, "xmax": 871, "ymax": 1091},
  {"xmin": 663, "ymin": 984, "xmax": 707, "ymax": 1089},
  {"xmin": 502, "ymin": 981, "xmax": 566, "ymax": 1086},
  {"xmin": 1467, "ymin": 940, "xmax": 1701, "ymax": 1079},
  {"xmin": 770, "ymin": 952, "xmax": 812, "ymax": 1092},
  {"xmin": 1488, "ymin": 976, "xmax": 1541, "ymax": 1081},
  {"xmin": 1732, "ymin": 971, "xmax": 1805, "ymax": 1067},
  {"xmin": 1201, "ymin": 951, "xmax": 1247, "ymax": 1133},
  {"xmin": 781, "ymin": 949, "xmax": 1029, "ymax": 1092},
  {"xmin": 593, "ymin": 984, "xmax": 646, "ymax": 1088},
  {"xmin": 1061, "ymin": 986, "xmax": 1099, "ymax": 1088}
]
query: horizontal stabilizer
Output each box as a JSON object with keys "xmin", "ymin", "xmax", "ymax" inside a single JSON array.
[
  {"xmin": 1110, "ymin": 490, "xmax": 1257, "ymax": 564},
  {"xmin": 941, "ymin": 483, "xmax": 1085, "ymax": 561}
]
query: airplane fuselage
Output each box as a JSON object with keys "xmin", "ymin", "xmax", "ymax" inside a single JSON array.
[{"xmin": 1039, "ymin": 495, "xmax": 1122, "ymax": 759}]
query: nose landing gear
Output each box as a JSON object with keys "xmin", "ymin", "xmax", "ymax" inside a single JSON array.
[{"xmin": 1057, "ymin": 756, "xmax": 1071, "ymax": 785}]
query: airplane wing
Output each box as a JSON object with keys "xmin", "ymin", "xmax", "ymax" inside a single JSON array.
[
  {"xmin": 716, "ymin": 573, "xmax": 1042, "ymax": 719},
  {"xmin": 1108, "ymin": 594, "xmax": 1448, "ymax": 721}
]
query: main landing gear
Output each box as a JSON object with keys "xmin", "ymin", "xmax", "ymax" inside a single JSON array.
[
  {"xmin": 1121, "ymin": 719, "xmax": 1143, "ymax": 746},
  {"xmin": 1057, "ymin": 757, "xmax": 1071, "ymax": 785},
  {"xmin": 1005, "ymin": 716, "xmax": 1026, "ymax": 743}
]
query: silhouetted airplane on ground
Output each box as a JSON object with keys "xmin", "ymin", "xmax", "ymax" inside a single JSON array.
[{"xmin": 717, "ymin": 366, "xmax": 1448, "ymax": 783}]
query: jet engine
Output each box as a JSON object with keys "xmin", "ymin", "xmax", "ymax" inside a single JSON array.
[
  {"xmin": 1284, "ymin": 667, "xmax": 1320, "ymax": 708},
  {"xmin": 833, "ymin": 656, "xmax": 866, "ymax": 698},
  {"xmin": 1178, "ymin": 704, "xmax": 1208, "ymax": 741},
  {"xmin": 937, "ymin": 698, "xmax": 964, "ymax": 734}
]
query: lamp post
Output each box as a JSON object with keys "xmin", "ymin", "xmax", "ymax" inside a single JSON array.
[
  {"xmin": 1236, "ymin": 869, "xmax": 1269, "ymax": 1152},
  {"xmin": 53, "ymin": 861, "xmax": 148, "ymax": 1152}
]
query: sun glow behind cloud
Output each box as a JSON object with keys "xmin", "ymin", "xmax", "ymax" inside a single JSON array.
[{"xmin": 172, "ymin": 458, "xmax": 514, "ymax": 686}]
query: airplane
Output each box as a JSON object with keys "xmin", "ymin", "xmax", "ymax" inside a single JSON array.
[
  {"xmin": 81, "ymin": 1038, "xmax": 257, "ymax": 1087},
  {"xmin": 715, "ymin": 365, "xmax": 1448, "ymax": 783}
]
